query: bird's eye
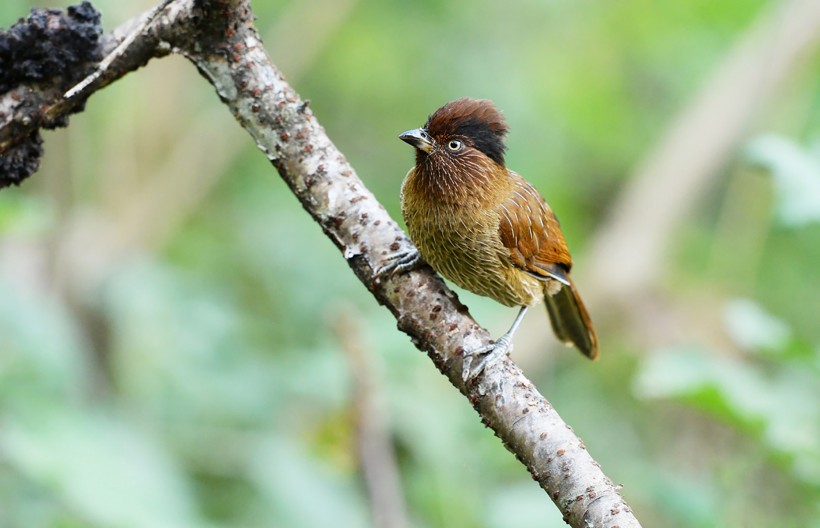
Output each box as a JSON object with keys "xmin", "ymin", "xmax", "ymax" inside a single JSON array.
[{"xmin": 447, "ymin": 140, "xmax": 463, "ymax": 152}]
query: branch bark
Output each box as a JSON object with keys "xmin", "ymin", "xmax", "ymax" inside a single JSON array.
[{"xmin": 0, "ymin": 1, "xmax": 642, "ymax": 526}]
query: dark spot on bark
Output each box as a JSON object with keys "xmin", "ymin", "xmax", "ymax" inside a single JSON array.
[
  {"xmin": 557, "ymin": 449, "xmax": 565, "ymax": 456},
  {"xmin": 0, "ymin": 1, "xmax": 102, "ymax": 186},
  {"xmin": 389, "ymin": 242, "xmax": 400, "ymax": 251},
  {"xmin": 0, "ymin": 1, "xmax": 102, "ymax": 92},
  {"xmin": 1, "ymin": 133, "xmax": 44, "ymax": 187}
]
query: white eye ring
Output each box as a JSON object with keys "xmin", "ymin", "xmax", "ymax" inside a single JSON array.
[{"xmin": 447, "ymin": 140, "xmax": 463, "ymax": 152}]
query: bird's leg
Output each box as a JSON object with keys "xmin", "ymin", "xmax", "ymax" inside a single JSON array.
[
  {"xmin": 376, "ymin": 246, "xmax": 422, "ymax": 276},
  {"xmin": 462, "ymin": 305, "xmax": 529, "ymax": 381}
]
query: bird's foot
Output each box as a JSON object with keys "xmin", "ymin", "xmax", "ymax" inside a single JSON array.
[
  {"xmin": 462, "ymin": 334, "xmax": 512, "ymax": 381},
  {"xmin": 376, "ymin": 247, "xmax": 422, "ymax": 276}
]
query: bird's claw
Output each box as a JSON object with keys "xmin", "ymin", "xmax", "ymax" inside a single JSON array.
[
  {"xmin": 377, "ymin": 247, "xmax": 422, "ymax": 276},
  {"xmin": 461, "ymin": 334, "xmax": 512, "ymax": 381}
]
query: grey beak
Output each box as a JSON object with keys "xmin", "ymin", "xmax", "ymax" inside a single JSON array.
[{"xmin": 398, "ymin": 128, "xmax": 434, "ymax": 153}]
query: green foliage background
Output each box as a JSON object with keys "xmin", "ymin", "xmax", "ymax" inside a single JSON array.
[{"xmin": 1, "ymin": 0, "xmax": 819, "ymax": 527}]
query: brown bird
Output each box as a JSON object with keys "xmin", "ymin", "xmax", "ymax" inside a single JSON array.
[{"xmin": 390, "ymin": 98, "xmax": 598, "ymax": 377}]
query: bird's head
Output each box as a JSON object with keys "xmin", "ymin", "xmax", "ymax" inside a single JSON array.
[{"xmin": 399, "ymin": 98, "xmax": 509, "ymax": 172}]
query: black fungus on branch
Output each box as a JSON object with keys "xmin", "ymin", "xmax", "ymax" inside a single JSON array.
[{"xmin": 0, "ymin": 1, "xmax": 103, "ymax": 186}]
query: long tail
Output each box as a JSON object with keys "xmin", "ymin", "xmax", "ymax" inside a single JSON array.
[{"xmin": 544, "ymin": 276, "xmax": 599, "ymax": 360}]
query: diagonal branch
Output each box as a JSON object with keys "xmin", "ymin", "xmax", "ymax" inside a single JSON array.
[{"xmin": 0, "ymin": 1, "xmax": 642, "ymax": 526}]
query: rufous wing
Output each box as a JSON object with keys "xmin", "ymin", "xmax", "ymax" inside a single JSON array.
[{"xmin": 497, "ymin": 172, "xmax": 599, "ymax": 359}]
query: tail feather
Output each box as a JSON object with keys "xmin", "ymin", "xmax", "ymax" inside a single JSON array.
[{"xmin": 544, "ymin": 277, "xmax": 598, "ymax": 360}]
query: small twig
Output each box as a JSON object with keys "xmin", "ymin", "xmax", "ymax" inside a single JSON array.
[
  {"xmin": 331, "ymin": 306, "xmax": 409, "ymax": 528},
  {"xmin": 64, "ymin": 0, "xmax": 176, "ymax": 100}
]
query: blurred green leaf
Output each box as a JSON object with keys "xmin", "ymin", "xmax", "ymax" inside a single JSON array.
[
  {"xmin": 248, "ymin": 438, "xmax": 368, "ymax": 528},
  {"xmin": 744, "ymin": 134, "xmax": 820, "ymax": 227},
  {"xmin": 634, "ymin": 344, "xmax": 771, "ymax": 424},
  {"xmin": 0, "ymin": 411, "xmax": 205, "ymax": 528},
  {"xmin": 0, "ymin": 277, "xmax": 91, "ymax": 410},
  {"xmin": 644, "ymin": 471, "xmax": 717, "ymax": 528},
  {"xmin": 634, "ymin": 344, "xmax": 820, "ymax": 486},
  {"xmin": 486, "ymin": 482, "xmax": 566, "ymax": 528},
  {"xmin": 104, "ymin": 259, "xmax": 281, "ymax": 425},
  {"xmin": 723, "ymin": 298, "xmax": 791, "ymax": 353}
]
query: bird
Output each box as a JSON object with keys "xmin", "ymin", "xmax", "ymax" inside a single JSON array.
[{"xmin": 388, "ymin": 97, "xmax": 598, "ymax": 378}]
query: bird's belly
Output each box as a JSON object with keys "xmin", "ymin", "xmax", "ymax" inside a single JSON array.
[{"xmin": 407, "ymin": 210, "xmax": 542, "ymax": 307}]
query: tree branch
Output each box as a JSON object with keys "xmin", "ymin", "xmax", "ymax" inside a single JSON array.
[{"xmin": 0, "ymin": 1, "xmax": 642, "ymax": 526}]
